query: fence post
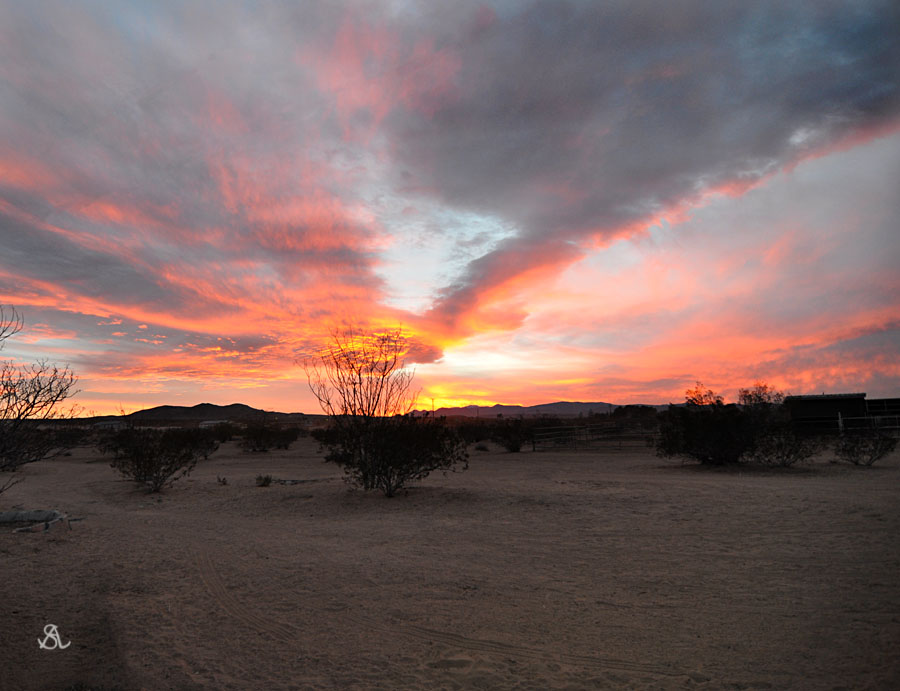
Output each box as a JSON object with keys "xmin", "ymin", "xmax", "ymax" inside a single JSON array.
[{"xmin": 838, "ymin": 412, "xmax": 843, "ymax": 434}]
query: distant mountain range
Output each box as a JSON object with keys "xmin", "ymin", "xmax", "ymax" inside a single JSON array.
[
  {"xmin": 83, "ymin": 400, "xmax": 671, "ymax": 423},
  {"xmin": 86, "ymin": 402, "xmax": 306, "ymax": 423},
  {"xmin": 412, "ymin": 401, "xmax": 669, "ymax": 418}
]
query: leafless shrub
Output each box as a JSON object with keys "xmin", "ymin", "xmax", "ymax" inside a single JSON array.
[
  {"xmin": 240, "ymin": 424, "xmax": 299, "ymax": 452},
  {"xmin": 744, "ymin": 425, "xmax": 822, "ymax": 467},
  {"xmin": 0, "ymin": 305, "xmax": 23, "ymax": 343},
  {"xmin": 0, "ymin": 306, "xmax": 78, "ymax": 495},
  {"xmin": 305, "ymin": 325, "xmax": 418, "ymax": 419},
  {"xmin": 105, "ymin": 426, "xmax": 217, "ymax": 492},
  {"xmin": 304, "ymin": 326, "xmax": 467, "ymax": 496},
  {"xmin": 835, "ymin": 431, "xmax": 897, "ymax": 467}
]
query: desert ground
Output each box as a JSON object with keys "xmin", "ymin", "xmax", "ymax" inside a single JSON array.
[{"xmin": 1, "ymin": 437, "xmax": 898, "ymax": 690}]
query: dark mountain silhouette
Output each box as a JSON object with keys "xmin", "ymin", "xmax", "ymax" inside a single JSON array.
[
  {"xmin": 82, "ymin": 400, "xmax": 674, "ymax": 423},
  {"xmin": 128, "ymin": 403, "xmax": 269, "ymax": 421},
  {"xmin": 412, "ymin": 401, "xmax": 668, "ymax": 418},
  {"xmin": 85, "ymin": 402, "xmax": 305, "ymax": 423}
]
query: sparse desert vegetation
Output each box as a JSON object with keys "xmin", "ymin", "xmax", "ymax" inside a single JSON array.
[
  {"xmin": 5, "ymin": 0, "xmax": 899, "ymax": 687},
  {"xmin": 658, "ymin": 382, "xmax": 827, "ymax": 468},
  {"xmin": 3, "ymin": 323, "xmax": 898, "ymax": 688},
  {"xmin": 102, "ymin": 426, "xmax": 218, "ymax": 493},
  {"xmin": 1, "ymin": 436, "xmax": 898, "ymax": 690},
  {"xmin": 239, "ymin": 423, "xmax": 301, "ymax": 453},
  {"xmin": 834, "ymin": 429, "xmax": 898, "ymax": 466}
]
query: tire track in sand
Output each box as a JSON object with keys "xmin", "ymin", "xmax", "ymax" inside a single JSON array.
[
  {"xmin": 340, "ymin": 608, "xmax": 681, "ymax": 677},
  {"xmin": 196, "ymin": 549, "xmax": 682, "ymax": 678},
  {"xmin": 196, "ymin": 548, "xmax": 297, "ymax": 641}
]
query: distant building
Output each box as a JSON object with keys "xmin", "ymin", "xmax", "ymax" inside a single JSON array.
[
  {"xmin": 783, "ymin": 393, "xmax": 867, "ymax": 433},
  {"xmin": 198, "ymin": 419, "xmax": 230, "ymax": 428},
  {"xmin": 93, "ymin": 419, "xmax": 125, "ymax": 431},
  {"xmin": 866, "ymin": 398, "xmax": 900, "ymax": 416}
]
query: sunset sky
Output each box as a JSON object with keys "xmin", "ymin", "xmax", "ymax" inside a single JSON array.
[{"xmin": 1, "ymin": 0, "xmax": 898, "ymax": 416}]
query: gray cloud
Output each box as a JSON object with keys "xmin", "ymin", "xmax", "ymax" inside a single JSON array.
[
  {"xmin": 384, "ymin": 0, "xmax": 900, "ymax": 328},
  {"xmin": 0, "ymin": 0, "xmax": 897, "ymax": 395}
]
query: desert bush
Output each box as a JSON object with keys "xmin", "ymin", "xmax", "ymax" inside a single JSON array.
[
  {"xmin": 274, "ymin": 427, "xmax": 300, "ymax": 448},
  {"xmin": 834, "ymin": 431, "xmax": 897, "ymax": 467},
  {"xmin": 310, "ymin": 426, "xmax": 338, "ymax": 446},
  {"xmin": 209, "ymin": 422, "xmax": 240, "ymax": 443},
  {"xmin": 240, "ymin": 424, "xmax": 299, "ymax": 452},
  {"xmin": 105, "ymin": 427, "xmax": 217, "ymax": 492},
  {"xmin": 195, "ymin": 428, "xmax": 220, "ymax": 459},
  {"xmin": 456, "ymin": 420, "xmax": 494, "ymax": 444},
  {"xmin": 491, "ymin": 419, "xmax": 530, "ymax": 452},
  {"xmin": 48, "ymin": 424, "xmax": 92, "ymax": 448},
  {"xmin": 738, "ymin": 385, "xmax": 819, "ymax": 467},
  {"xmin": 744, "ymin": 423, "xmax": 822, "ymax": 467},
  {"xmin": 255, "ymin": 474, "xmax": 273, "ymax": 487},
  {"xmin": 474, "ymin": 442, "xmax": 490, "ymax": 452},
  {"xmin": 610, "ymin": 405, "xmax": 660, "ymax": 431},
  {"xmin": 658, "ymin": 382, "xmax": 819, "ymax": 467},
  {"xmin": 657, "ymin": 401, "xmax": 749, "ymax": 465},
  {"xmin": 321, "ymin": 416, "xmax": 468, "ymax": 497},
  {"xmin": 304, "ymin": 325, "xmax": 467, "ymax": 496}
]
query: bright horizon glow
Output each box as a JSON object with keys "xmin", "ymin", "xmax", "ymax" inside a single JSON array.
[{"xmin": 1, "ymin": 1, "xmax": 898, "ymax": 416}]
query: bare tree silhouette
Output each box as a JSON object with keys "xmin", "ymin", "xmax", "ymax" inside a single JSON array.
[
  {"xmin": 304, "ymin": 326, "xmax": 466, "ymax": 496},
  {"xmin": 305, "ymin": 325, "xmax": 418, "ymax": 419},
  {"xmin": 0, "ymin": 305, "xmax": 23, "ymax": 344},
  {"xmin": 0, "ymin": 306, "xmax": 78, "ymax": 495}
]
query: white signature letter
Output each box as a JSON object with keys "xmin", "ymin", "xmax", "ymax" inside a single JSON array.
[{"xmin": 38, "ymin": 624, "xmax": 71, "ymax": 650}]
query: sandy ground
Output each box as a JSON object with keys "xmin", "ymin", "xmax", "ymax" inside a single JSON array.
[{"xmin": 1, "ymin": 438, "xmax": 898, "ymax": 690}]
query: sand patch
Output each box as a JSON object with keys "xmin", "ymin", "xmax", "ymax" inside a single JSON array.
[{"xmin": 1, "ymin": 440, "xmax": 898, "ymax": 689}]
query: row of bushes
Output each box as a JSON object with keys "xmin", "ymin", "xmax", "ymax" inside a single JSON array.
[
  {"xmin": 656, "ymin": 384, "xmax": 897, "ymax": 467},
  {"xmin": 101, "ymin": 423, "xmax": 304, "ymax": 492},
  {"xmin": 83, "ymin": 384, "xmax": 900, "ymax": 497},
  {"xmin": 240, "ymin": 424, "xmax": 301, "ymax": 452}
]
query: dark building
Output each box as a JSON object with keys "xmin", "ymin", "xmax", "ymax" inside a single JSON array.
[
  {"xmin": 866, "ymin": 398, "xmax": 900, "ymax": 416},
  {"xmin": 783, "ymin": 393, "xmax": 867, "ymax": 433}
]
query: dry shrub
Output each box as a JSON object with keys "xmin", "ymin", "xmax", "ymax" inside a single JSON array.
[
  {"xmin": 318, "ymin": 417, "xmax": 468, "ymax": 497},
  {"xmin": 0, "ymin": 305, "xmax": 79, "ymax": 495},
  {"xmin": 657, "ymin": 402, "xmax": 749, "ymax": 465},
  {"xmin": 240, "ymin": 424, "xmax": 299, "ymax": 452},
  {"xmin": 658, "ymin": 382, "xmax": 818, "ymax": 467},
  {"xmin": 491, "ymin": 419, "xmax": 530, "ymax": 453},
  {"xmin": 834, "ymin": 431, "xmax": 897, "ymax": 467},
  {"xmin": 105, "ymin": 427, "xmax": 218, "ymax": 492},
  {"xmin": 744, "ymin": 424, "xmax": 822, "ymax": 467}
]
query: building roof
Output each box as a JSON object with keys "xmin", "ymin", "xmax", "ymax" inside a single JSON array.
[{"xmin": 783, "ymin": 393, "xmax": 866, "ymax": 401}]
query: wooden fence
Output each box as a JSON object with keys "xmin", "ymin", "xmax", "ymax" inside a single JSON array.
[
  {"xmin": 839, "ymin": 414, "xmax": 900, "ymax": 436},
  {"xmin": 532, "ymin": 424, "xmax": 656, "ymax": 451}
]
